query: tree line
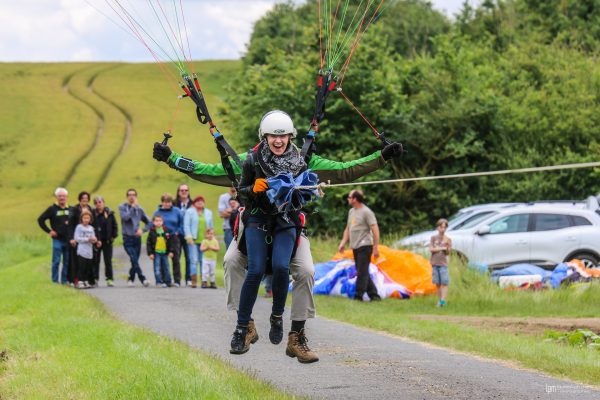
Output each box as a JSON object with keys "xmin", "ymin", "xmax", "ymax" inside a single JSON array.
[{"xmin": 223, "ymin": 0, "xmax": 600, "ymax": 234}]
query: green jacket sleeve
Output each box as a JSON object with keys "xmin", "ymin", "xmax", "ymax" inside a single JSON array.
[
  {"xmin": 308, "ymin": 151, "xmax": 386, "ymax": 184},
  {"xmin": 167, "ymin": 151, "xmax": 247, "ymax": 187},
  {"xmin": 167, "ymin": 149, "xmax": 386, "ymax": 186}
]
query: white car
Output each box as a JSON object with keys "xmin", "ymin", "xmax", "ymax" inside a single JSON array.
[
  {"xmin": 449, "ymin": 204, "xmax": 600, "ymax": 269},
  {"xmin": 396, "ymin": 203, "xmax": 518, "ymax": 249}
]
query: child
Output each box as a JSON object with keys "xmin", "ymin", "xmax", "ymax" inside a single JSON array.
[
  {"xmin": 429, "ymin": 218, "xmax": 452, "ymax": 307},
  {"xmin": 200, "ymin": 228, "xmax": 220, "ymax": 288},
  {"xmin": 74, "ymin": 210, "xmax": 97, "ymax": 289},
  {"xmin": 147, "ymin": 215, "xmax": 175, "ymax": 287}
]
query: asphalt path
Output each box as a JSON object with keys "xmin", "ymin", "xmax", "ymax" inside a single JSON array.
[{"xmin": 88, "ymin": 247, "xmax": 600, "ymax": 399}]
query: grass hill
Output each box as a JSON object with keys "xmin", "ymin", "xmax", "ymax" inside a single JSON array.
[{"xmin": 0, "ymin": 61, "xmax": 240, "ymax": 237}]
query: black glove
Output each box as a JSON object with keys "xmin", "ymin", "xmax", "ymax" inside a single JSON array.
[
  {"xmin": 153, "ymin": 142, "xmax": 172, "ymax": 162},
  {"xmin": 382, "ymin": 142, "xmax": 404, "ymax": 160}
]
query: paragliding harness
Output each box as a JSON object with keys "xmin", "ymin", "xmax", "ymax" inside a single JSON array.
[
  {"xmin": 179, "ymin": 73, "xmax": 242, "ymax": 186},
  {"xmin": 233, "ymin": 146, "xmax": 308, "ymax": 264},
  {"xmin": 233, "ymin": 206, "xmax": 306, "ymax": 275}
]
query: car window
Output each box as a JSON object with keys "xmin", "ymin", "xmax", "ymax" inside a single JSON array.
[
  {"xmin": 571, "ymin": 215, "xmax": 593, "ymax": 227},
  {"xmin": 534, "ymin": 214, "xmax": 571, "ymax": 231},
  {"xmin": 453, "ymin": 211, "xmax": 497, "ymax": 230},
  {"xmin": 489, "ymin": 214, "xmax": 529, "ymax": 234},
  {"xmin": 447, "ymin": 211, "xmax": 467, "ymax": 225}
]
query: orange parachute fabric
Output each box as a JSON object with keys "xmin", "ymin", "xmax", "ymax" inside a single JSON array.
[{"xmin": 333, "ymin": 245, "xmax": 437, "ymax": 296}]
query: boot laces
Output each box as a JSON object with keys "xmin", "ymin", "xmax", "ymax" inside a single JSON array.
[{"xmin": 297, "ymin": 331, "xmax": 311, "ymax": 352}]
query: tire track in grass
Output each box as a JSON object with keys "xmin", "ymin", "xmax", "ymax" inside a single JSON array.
[
  {"xmin": 60, "ymin": 67, "xmax": 105, "ymax": 188},
  {"xmin": 87, "ymin": 66, "xmax": 133, "ymax": 193}
]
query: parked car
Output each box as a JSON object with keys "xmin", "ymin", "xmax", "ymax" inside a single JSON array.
[
  {"xmin": 449, "ymin": 204, "xmax": 600, "ymax": 269},
  {"xmin": 396, "ymin": 203, "xmax": 518, "ymax": 249}
]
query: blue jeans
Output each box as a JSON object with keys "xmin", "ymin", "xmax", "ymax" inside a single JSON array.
[
  {"xmin": 51, "ymin": 238, "xmax": 69, "ymax": 283},
  {"xmin": 188, "ymin": 243, "xmax": 203, "ymax": 275},
  {"xmin": 124, "ymin": 235, "xmax": 146, "ymax": 282},
  {"xmin": 153, "ymin": 253, "xmax": 172, "ymax": 284},
  {"xmin": 224, "ymin": 228, "xmax": 234, "ymax": 250},
  {"xmin": 237, "ymin": 222, "xmax": 296, "ymax": 326}
]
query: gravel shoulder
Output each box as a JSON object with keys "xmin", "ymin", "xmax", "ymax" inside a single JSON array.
[{"xmin": 88, "ymin": 247, "xmax": 600, "ymax": 399}]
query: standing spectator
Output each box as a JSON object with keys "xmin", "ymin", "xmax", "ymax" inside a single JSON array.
[
  {"xmin": 183, "ymin": 195, "xmax": 214, "ymax": 288},
  {"xmin": 74, "ymin": 210, "xmax": 97, "ymax": 289},
  {"xmin": 68, "ymin": 191, "xmax": 94, "ymax": 285},
  {"xmin": 200, "ymin": 228, "xmax": 220, "ymax": 288},
  {"xmin": 147, "ymin": 214, "xmax": 175, "ymax": 287},
  {"xmin": 175, "ymin": 184, "xmax": 193, "ymax": 285},
  {"xmin": 218, "ymin": 187, "xmax": 237, "ymax": 249},
  {"xmin": 92, "ymin": 196, "xmax": 118, "ymax": 287},
  {"xmin": 429, "ymin": 218, "xmax": 452, "ymax": 307},
  {"xmin": 119, "ymin": 188, "xmax": 150, "ymax": 287},
  {"xmin": 37, "ymin": 187, "xmax": 71, "ymax": 284},
  {"xmin": 227, "ymin": 197, "xmax": 240, "ymax": 230},
  {"xmin": 338, "ymin": 189, "xmax": 382, "ymax": 301},
  {"xmin": 153, "ymin": 193, "xmax": 183, "ymax": 287}
]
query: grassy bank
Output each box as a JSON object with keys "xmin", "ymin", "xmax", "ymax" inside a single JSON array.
[
  {"xmin": 0, "ymin": 237, "xmax": 293, "ymax": 399},
  {"xmin": 310, "ymin": 236, "xmax": 600, "ymax": 386}
]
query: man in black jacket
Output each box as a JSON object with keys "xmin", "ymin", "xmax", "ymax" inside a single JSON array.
[
  {"xmin": 38, "ymin": 187, "xmax": 71, "ymax": 283},
  {"xmin": 93, "ymin": 196, "xmax": 119, "ymax": 287}
]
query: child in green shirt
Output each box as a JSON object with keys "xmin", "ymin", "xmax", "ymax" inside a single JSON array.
[{"xmin": 200, "ymin": 228, "xmax": 220, "ymax": 288}]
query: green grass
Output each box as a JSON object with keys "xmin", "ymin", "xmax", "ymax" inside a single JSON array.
[
  {"xmin": 0, "ymin": 61, "xmax": 241, "ymax": 237},
  {"xmin": 0, "ymin": 236, "xmax": 294, "ymax": 399},
  {"xmin": 310, "ymin": 236, "xmax": 600, "ymax": 386}
]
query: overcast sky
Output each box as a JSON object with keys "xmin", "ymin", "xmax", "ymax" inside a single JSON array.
[{"xmin": 0, "ymin": 0, "xmax": 476, "ymax": 62}]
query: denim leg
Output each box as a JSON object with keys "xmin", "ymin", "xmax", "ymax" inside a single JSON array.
[
  {"xmin": 271, "ymin": 228, "xmax": 296, "ymax": 316},
  {"xmin": 61, "ymin": 241, "xmax": 69, "ymax": 283},
  {"xmin": 237, "ymin": 227, "xmax": 268, "ymax": 326},
  {"xmin": 124, "ymin": 236, "xmax": 144, "ymax": 282},
  {"xmin": 161, "ymin": 254, "xmax": 172, "ymax": 284},
  {"xmin": 153, "ymin": 255, "xmax": 163, "ymax": 284},
  {"xmin": 51, "ymin": 239, "xmax": 61, "ymax": 283},
  {"xmin": 224, "ymin": 229, "xmax": 233, "ymax": 249},
  {"xmin": 188, "ymin": 243, "xmax": 198, "ymax": 275}
]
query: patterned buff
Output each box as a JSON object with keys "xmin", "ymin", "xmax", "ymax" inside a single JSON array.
[{"xmin": 259, "ymin": 140, "xmax": 307, "ymax": 177}]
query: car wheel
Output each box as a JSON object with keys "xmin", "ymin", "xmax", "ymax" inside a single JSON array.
[{"xmin": 569, "ymin": 253, "xmax": 598, "ymax": 269}]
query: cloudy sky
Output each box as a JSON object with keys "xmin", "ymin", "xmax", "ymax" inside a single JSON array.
[{"xmin": 0, "ymin": 0, "xmax": 476, "ymax": 62}]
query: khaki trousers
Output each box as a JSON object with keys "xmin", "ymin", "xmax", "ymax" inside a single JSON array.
[{"xmin": 224, "ymin": 234, "xmax": 316, "ymax": 321}]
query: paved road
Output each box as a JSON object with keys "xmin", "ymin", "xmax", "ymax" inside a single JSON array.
[{"xmin": 88, "ymin": 248, "xmax": 600, "ymax": 399}]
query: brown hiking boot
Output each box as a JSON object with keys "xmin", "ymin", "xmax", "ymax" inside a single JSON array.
[
  {"xmin": 191, "ymin": 274, "xmax": 197, "ymax": 288},
  {"xmin": 286, "ymin": 329, "xmax": 319, "ymax": 363},
  {"xmin": 246, "ymin": 320, "xmax": 259, "ymax": 346}
]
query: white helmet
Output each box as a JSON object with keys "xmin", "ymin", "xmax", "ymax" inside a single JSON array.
[{"xmin": 258, "ymin": 110, "xmax": 297, "ymax": 140}]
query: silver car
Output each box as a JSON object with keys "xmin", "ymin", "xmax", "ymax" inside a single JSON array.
[{"xmin": 449, "ymin": 204, "xmax": 600, "ymax": 269}]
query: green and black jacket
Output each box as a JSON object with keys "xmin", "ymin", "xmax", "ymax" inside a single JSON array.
[{"xmin": 166, "ymin": 150, "xmax": 386, "ymax": 187}]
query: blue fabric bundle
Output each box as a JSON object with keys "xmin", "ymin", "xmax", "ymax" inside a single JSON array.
[{"xmin": 266, "ymin": 169, "xmax": 320, "ymax": 213}]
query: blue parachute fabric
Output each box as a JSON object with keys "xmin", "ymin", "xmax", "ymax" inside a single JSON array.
[
  {"xmin": 266, "ymin": 170, "xmax": 320, "ymax": 213},
  {"xmin": 550, "ymin": 263, "xmax": 570, "ymax": 288},
  {"xmin": 491, "ymin": 263, "xmax": 552, "ymax": 281}
]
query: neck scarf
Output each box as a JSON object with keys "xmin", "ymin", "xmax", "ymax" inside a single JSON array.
[{"xmin": 258, "ymin": 140, "xmax": 306, "ymax": 177}]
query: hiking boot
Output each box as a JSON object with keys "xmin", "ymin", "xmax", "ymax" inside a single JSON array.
[
  {"xmin": 247, "ymin": 320, "xmax": 259, "ymax": 345},
  {"xmin": 201, "ymin": 281, "xmax": 208, "ymax": 289},
  {"xmin": 286, "ymin": 329, "xmax": 319, "ymax": 363},
  {"xmin": 209, "ymin": 282, "xmax": 217, "ymax": 289},
  {"xmin": 269, "ymin": 315, "xmax": 284, "ymax": 345},
  {"xmin": 230, "ymin": 326, "xmax": 250, "ymax": 355},
  {"xmin": 191, "ymin": 275, "xmax": 197, "ymax": 288}
]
